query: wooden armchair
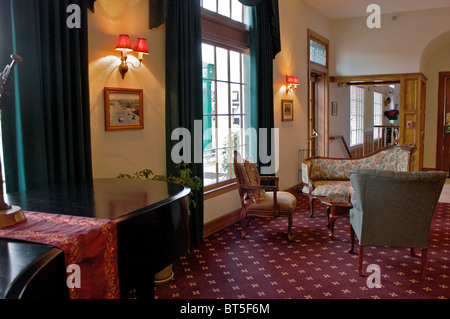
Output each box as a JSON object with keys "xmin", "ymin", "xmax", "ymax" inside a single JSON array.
[{"xmin": 233, "ymin": 151, "xmax": 297, "ymax": 241}]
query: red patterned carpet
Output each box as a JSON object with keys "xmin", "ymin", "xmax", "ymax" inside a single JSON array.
[{"xmin": 155, "ymin": 194, "xmax": 450, "ymax": 299}]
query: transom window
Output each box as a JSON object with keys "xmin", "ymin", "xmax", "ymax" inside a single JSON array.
[
  {"xmin": 201, "ymin": 0, "xmax": 249, "ymax": 24},
  {"xmin": 308, "ymin": 29, "xmax": 329, "ymax": 72},
  {"xmin": 309, "ymin": 39, "xmax": 327, "ymax": 66}
]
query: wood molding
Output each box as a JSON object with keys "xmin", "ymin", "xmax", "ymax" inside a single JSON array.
[{"xmin": 203, "ymin": 208, "xmax": 241, "ymax": 238}]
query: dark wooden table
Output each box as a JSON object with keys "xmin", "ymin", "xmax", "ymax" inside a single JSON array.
[
  {"xmin": 312, "ymin": 194, "xmax": 352, "ymax": 239},
  {"xmin": 1, "ymin": 178, "xmax": 191, "ymax": 299}
]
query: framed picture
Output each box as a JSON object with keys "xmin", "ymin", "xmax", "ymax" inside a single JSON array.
[
  {"xmin": 104, "ymin": 87, "xmax": 144, "ymax": 131},
  {"xmin": 331, "ymin": 102, "xmax": 338, "ymax": 116},
  {"xmin": 282, "ymin": 99, "xmax": 294, "ymax": 121}
]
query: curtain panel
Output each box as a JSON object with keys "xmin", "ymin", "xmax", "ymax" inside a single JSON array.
[
  {"xmin": 165, "ymin": 0, "xmax": 204, "ymax": 247},
  {"xmin": 1, "ymin": 0, "xmax": 94, "ymax": 193},
  {"xmin": 238, "ymin": 0, "xmax": 281, "ymax": 174}
]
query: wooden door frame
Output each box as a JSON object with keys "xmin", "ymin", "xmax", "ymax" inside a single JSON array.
[
  {"xmin": 307, "ymin": 29, "xmax": 330, "ymax": 158},
  {"xmin": 436, "ymin": 71, "xmax": 450, "ymax": 171}
]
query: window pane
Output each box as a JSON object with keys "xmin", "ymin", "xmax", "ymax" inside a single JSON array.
[
  {"xmin": 242, "ymin": 53, "xmax": 250, "ymax": 84},
  {"xmin": 202, "ymin": 80, "xmax": 215, "ymax": 114},
  {"xmin": 230, "ymin": 83, "xmax": 240, "ymax": 115},
  {"xmin": 203, "ymin": 115, "xmax": 215, "ymax": 151},
  {"xmin": 203, "ymin": 148, "xmax": 217, "ymax": 186},
  {"xmin": 216, "ymin": 81, "xmax": 229, "ymax": 114},
  {"xmin": 218, "ymin": 0, "xmax": 231, "ymax": 18},
  {"xmin": 243, "ymin": 5, "xmax": 250, "ymax": 25},
  {"xmin": 310, "ymin": 39, "xmax": 326, "ymax": 66},
  {"xmin": 218, "ymin": 147, "xmax": 232, "ymax": 182},
  {"xmin": 216, "ymin": 47, "xmax": 228, "ymax": 81},
  {"xmin": 229, "ymin": 50, "xmax": 240, "ymax": 83},
  {"xmin": 202, "ymin": 0, "xmax": 217, "ymax": 12},
  {"xmin": 231, "ymin": 0, "xmax": 243, "ymax": 22},
  {"xmin": 202, "ymin": 43, "xmax": 215, "ymax": 80}
]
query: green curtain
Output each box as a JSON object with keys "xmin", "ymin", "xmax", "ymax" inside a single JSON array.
[
  {"xmin": 165, "ymin": 0, "xmax": 204, "ymax": 247},
  {"xmin": 1, "ymin": 0, "xmax": 94, "ymax": 193},
  {"xmin": 239, "ymin": 0, "xmax": 281, "ymax": 175}
]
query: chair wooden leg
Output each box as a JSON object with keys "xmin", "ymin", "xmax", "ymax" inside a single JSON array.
[
  {"xmin": 421, "ymin": 248, "xmax": 428, "ymax": 280},
  {"xmin": 287, "ymin": 212, "xmax": 293, "ymax": 242},
  {"xmin": 309, "ymin": 196, "xmax": 315, "ymax": 218},
  {"xmin": 358, "ymin": 245, "xmax": 364, "ymax": 277},
  {"xmin": 410, "ymin": 247, "xmax": 415, "ymax": 257},
  {"xmin": 349, "ymin": 225, "xmax": 355, "ymax": 254},
  {"xmin": 241, "ymin": 209, "xmax": 248, "ymax": 239}
]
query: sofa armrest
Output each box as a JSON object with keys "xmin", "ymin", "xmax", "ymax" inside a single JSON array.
[{"xmin": 302, "ymin": 160, "xmax": 315, "ymax": 193}]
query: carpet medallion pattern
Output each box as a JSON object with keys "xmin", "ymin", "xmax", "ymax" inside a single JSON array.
[{"xmin": 155, "ymin": 194, "xmax": 450, "ymax": 299}]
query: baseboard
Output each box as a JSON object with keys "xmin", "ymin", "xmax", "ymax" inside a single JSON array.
[{"xmin": 203, "ymin": 208, "xmax": 241, "ymax": 238}]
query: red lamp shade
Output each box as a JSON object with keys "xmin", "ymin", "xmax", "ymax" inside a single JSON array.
[
  {"xmin": 115, "ymin": 34, "xmax": 132, "ymax": 51},
  {"xmin": 286, "ymin": 76, "xmax": 299, "ymax": 85},
  {"xmin": 133, "ymin": 38, "xmax": 149, "ymax": 54}
]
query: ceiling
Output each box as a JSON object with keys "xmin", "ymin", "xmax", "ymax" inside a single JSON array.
[{"xmin": 303, "ymin": 0, "xmax": 450, "ymax": 19}]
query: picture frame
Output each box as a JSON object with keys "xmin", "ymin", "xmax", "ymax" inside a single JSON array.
[
  {"xmin": 331, "ymin": 102, "xmax": 338, "ymax": 116},
  {"xmin": 282, "ymin": 99, "xmax": 294, "ymax": 121},
  {"xmin": 104, "ymin": 87, "xmax": 144, "ymax": 131}
]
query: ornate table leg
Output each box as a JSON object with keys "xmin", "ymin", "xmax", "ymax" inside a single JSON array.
[{"xmin": 328, "ymin": 206, "xmax": 350, "ymax": 239}]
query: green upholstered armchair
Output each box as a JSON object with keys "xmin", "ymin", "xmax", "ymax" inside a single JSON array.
[{"xmin": 348, "ymin": 169, "xmax": 446, "ymax": 279}]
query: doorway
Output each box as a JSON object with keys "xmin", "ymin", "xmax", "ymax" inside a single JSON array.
[
  {"xmin": 308, "ymin": 71, "xmax": 328, "ymax": 157},
  {"xmin": 307, "ymin": 29, "xmax": 329, "ymax": 158},
  {"xmin": 436, "ymin": 71, "xmax": 450, "ymax": 173}
]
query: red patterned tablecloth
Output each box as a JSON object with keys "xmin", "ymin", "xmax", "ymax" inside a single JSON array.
[{"xmin": 0, "ymin": 212, "xmax": 119, "ymax": 299}]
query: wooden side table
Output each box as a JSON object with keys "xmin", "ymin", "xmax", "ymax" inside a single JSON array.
[{"xmin": 312, "ymin": 195, "xmax": 353, "ymax": 239}]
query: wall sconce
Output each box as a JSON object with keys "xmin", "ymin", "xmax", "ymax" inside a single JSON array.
[
  {"xmin": 286, "ymin": 75, "xmax": 299, "ymax": 94},
  {"xmin": 115, "ymin": 34, "xmax": 149, "ymax": 79}
]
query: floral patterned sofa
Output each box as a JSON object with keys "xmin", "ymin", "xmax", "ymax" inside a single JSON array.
[{"xmin": 302, "ymin": 145, "xmax": 416, "ymax": 216}]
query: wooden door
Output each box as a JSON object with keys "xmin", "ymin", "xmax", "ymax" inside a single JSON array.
[{"xmin": 437, "ymin": 72, "xmax": 450, "ymax": 173}]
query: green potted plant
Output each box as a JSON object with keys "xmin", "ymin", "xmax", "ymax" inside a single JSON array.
[{"xmin": 117, "ymin": 163, "xmax": 202, "ymax": 213}]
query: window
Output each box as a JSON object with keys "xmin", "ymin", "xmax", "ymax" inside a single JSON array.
[
  {"xmin": 201, "ymin": 0, "xmax": 249, "ymax": 24},
  {"xmin": 373, "ymin": 91, "xmax": 383, "ymax": 139},
  {"xmin": 308, "ymin": 29, "xmax": 329, "ymax": 72},
  {"xmin": 309, "ymin": 39, "xmax": 327, "ymax": 66},
  {"xmin": 350, "ymin": 86, "xmax": 364, "ymax": 147},
  {"xmin": 201, "ymin": 1, "xmax": 252, "ymax": 190}
]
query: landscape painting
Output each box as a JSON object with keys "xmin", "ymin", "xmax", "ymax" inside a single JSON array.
[{"xmin": 104, "ymin": 87, "xmax": 143, "ymax": 131}]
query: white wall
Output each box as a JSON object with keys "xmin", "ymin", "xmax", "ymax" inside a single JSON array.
[
  {"xmin": 330, "ymin": 7, "xmax": 450, "ymax": 76},
  {"xmin": 329, "ymin": 7, "xmax": 450, "ymax": 170},
  {"xmin": 423, "ymin": 42, "xmax": 450, "ymax": 169},
  {"xmin": 88, "ymin": 0, "xmax": 167, "ymax": 179},
  {"xmin": 329, "ymin": 83, "xmax": 350, "ymax": 158},
  {"xmin": 273, "ymin": 0, "xmax": 331, "ymax": 190}
]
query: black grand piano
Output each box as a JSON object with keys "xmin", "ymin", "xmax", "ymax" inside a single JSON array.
[{"xmin": 0, "ymin": 178, "xmax": 190, "ymax": 299}]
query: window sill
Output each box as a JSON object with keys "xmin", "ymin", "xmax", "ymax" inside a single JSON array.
[{"xmin": 204, "ymin": 181, "xmax": 238, "ymax": 200}]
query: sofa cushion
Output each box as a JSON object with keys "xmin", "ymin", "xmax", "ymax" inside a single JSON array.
[{"xmin": 302, "ymin": 180, "xmax": 352, "ymax": 197}]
